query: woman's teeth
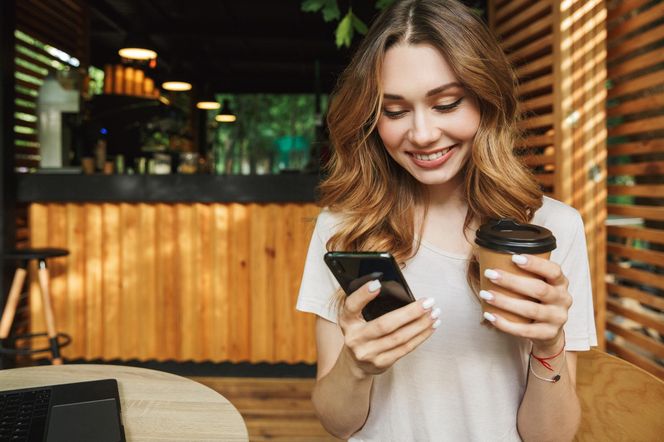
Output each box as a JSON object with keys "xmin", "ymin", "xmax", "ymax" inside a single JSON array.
[{"xmin": 413, "ymin": 146, "xmax": 452, "ymax": 161}]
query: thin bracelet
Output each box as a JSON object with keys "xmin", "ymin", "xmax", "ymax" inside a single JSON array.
[
  {"xmin": 529, "ymin": 351, "xmax": 566, "ymax": 383},
  {"xmin": 530, "ymin": 332, "xmax": 566, "ymax": 371}
]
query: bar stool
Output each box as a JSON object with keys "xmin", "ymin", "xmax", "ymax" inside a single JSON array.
[{"xmin": 0, "ymin": 248, "xmax": 71, "ymax": 365}]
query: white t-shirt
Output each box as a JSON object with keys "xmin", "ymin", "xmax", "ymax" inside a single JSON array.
[{"xmin": 296, "ymin": 196, "xmax": 598, "ymax": 441}]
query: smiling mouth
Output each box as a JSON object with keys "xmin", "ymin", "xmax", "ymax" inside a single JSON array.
[{"xmin": 411, "ymin": 145, "xmax": 457, "ymax": 161}]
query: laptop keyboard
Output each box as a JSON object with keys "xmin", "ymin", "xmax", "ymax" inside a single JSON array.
[{"xmin": 0, "ymin": 388, "xmax": 51, "ymax": 441}]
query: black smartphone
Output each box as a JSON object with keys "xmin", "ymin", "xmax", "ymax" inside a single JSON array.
[{"xmin": 324, "ymin": 251, "xmax": 416, "ymax": 321}]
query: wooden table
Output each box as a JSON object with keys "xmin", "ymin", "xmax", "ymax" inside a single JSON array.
[{"xmin": 0, "ymin": 364, "xmax": 249, "ymax": 441}]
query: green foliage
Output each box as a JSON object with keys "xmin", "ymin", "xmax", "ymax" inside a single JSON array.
[
  {"xmin": 301, "ymin": 0, "xmax": 340, "ymax": 21},
  {"xmin": 375, "ymin": 0, "xmax": 395, "ymax": 10},
  {"xmin": 212, "ymin": 94, "xmax": 328, "ymax": 174},
  {"xmin": 302, "ymin": 0, "xmax": 370, "ymax": 48}
]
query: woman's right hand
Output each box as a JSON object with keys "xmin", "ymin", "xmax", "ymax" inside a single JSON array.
[{"xmin": 338, "ymin": 280, "xmax": 441, "ymax": 378}]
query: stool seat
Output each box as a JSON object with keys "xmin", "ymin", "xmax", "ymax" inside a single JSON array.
[{"xmin": 3, "ymin": 248, "xmax": 69, "ymax": 260}]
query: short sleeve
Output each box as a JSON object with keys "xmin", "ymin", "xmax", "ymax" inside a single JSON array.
[
  {"xmin": 296, "ymin": 211, "xmax": 341, "ymax": 323},
  {"xmin": 558, "ymin": 212, "xmax": 598, "ymax": 351}
]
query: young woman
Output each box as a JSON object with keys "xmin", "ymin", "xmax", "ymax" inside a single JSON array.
[{"xmin": 297, "ymin": 0, "xmax": 597, "ymax": 440}]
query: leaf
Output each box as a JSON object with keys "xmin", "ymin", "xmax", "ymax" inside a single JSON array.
[
  {"xmin": 335, "ymin": 10, "xmax": 353, "ymax": 48},
  {"xmin": 321, "ymin": 0, "xmax": 340, "ymax": 22},
  {"xmin": 301, "ymin": 0, "xmax": 339, "ymax": 21},
  {"xmin": 375, "ymin": 0, "xmax": 395, "ymax": 10},
  {"xmin": 301, "ymin": 0, "xmax": 325, "ymax": 13},
  {"xmin": 351, "ymin": 12, "xmax": 368, "ymax": 35}
]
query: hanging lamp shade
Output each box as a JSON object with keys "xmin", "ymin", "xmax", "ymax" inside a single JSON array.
[
  {"xmin": 196, "ymin": 96, "xmax": 220, "ymax": 110},
  {"xmin": 162, "ymin": 81, "xmax": 192, "ymax": 91},
  {"xmin": 215, "ymin": 100, "xmax": 236, "ymax": 123},
  {"xmin": 118, "ymin": 33, "xmax": 157, "ymax": 60}
]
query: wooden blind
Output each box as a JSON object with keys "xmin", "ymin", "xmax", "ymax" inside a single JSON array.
[
  {"xmin": 14, "ymin": 0, "xmax": 87, "ymax": 171},
  {"xmin": 490, "ymin": 0, "xmax": 608, "ymax": 348},
  {"xmin": 605, "ymin": 0, "xmax": 664, "ymax": 379}
]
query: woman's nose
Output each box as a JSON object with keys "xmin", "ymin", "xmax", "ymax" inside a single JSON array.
[{"xmin": 407, "ymin": 112, "xmax": 440, "ymax": 147}]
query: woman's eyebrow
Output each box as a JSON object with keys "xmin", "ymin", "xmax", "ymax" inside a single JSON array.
[{"xmin": 383, "ymin": 82, "xmax": 463, "ymax": 100}]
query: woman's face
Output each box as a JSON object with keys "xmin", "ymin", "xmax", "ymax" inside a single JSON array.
[{"xmin": 376, "ymin": 43, "xmax": 481, "ymax": 187}]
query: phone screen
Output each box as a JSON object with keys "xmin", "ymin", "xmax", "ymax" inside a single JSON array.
[{"xmin": 324, "ymin": 252, "xmax": 415, "ymax": 321}]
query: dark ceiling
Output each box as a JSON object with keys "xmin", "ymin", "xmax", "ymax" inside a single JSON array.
[{"xmin": 89, "ymin": 0, "xmax": 486, "ymax": 94}]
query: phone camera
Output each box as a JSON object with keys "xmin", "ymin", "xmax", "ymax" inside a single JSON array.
[{"xmin": 332, "ymin": 260, "xmax": 344, "ymax": 274}]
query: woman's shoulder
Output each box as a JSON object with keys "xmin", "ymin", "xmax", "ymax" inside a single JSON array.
[
  {"xmin": 314, "ymin": 207, "xmax": 345, "ymax": 237},
  {"xmin": 532, "ymin": 196, "xmax": 585, "ymax": 257}
]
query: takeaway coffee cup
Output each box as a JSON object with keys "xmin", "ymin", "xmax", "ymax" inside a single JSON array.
[{"xmin": 474, "ymin": 218, "xmax": 557, "ymax": 323}]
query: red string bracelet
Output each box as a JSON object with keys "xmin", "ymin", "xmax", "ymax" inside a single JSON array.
[{"xmin": 530, "ymin": 336, "xmax": 566, "ymax": 371}]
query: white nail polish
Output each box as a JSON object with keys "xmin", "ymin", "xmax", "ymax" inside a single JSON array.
[
  {"xmin": 368, "ymin": 279, "xmax": 381, "ymax": 292},
  {"xmin": 430, "ymin": 307, "xmax": 441, "ymax": 319},
  {"xmin": 422, "ymin": 297, "xmax": 436, "ymax": 309},
  {"xmin": 432, "ymin": 319, "xmax": 442, "ymax": 329},
  {"xmin": 512, "ymin": 254, "xmax": 528, "ymax": 265},
  {"xmin": 483, "ymin": 311, "xmax": 496, "ymax": 322},
  {"xmin": 479, "ymin": 290, "xmax": 494, "ymax": 301},
  {"xmin": 484, "ymin": 269, "xmax": 500, "ymax": 280}
]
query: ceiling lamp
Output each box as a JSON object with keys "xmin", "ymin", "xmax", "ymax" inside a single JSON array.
[
  {"xmin": 162, "ymin": 81, "xmax": 192, "ymax": 91},
  {"xmin": 196, "ymin": 100, "xmax": 220, "ymax": 110},
  {"xmin": 215, "ymin": 100, "xmax": 237, "ymax": 123},
  {"xmin": 118, "ymin": 34, "xmax": 157, "ymax": 60}
]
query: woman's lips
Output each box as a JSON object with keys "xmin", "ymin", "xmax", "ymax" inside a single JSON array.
[{"xmin": 409, "ymin": 145, "xmax": 458, "ymax": 169}]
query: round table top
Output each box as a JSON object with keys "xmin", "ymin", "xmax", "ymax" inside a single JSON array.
[{"xmin": 0, "ymin": 364, "xmax": 248, "ymax": 441}]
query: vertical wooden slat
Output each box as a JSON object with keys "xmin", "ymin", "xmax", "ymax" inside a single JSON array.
[
  {"xmin": 197, "ymin": 204, "xmax": 213, "ymax": 361},
  {"xmin": 28, "ymin": 204, "xmax": 47, "ymax": 338},
  {"xmin": 229, "ymin": 203, "xmax": 251, "ymax": 362},
  {"xmin": 101, "ymin": 204, "xmax": 120, "ymax": 359},
  {"xmin": 84, "ymin": 204, "xmax": 103, "ymax": 359},
  {"xmin": 273, "ymin": 204, "xmax": 290, "ymax": 362},
  {"xmin": 176, "ymin": 203, "xmax": 196, "ymax": 360},
  {"xmin": 249, "ymin": 204, "xmax": 272, "ymax": 362},
  {"xmin": 211, "ymin": 204, "xmax": 230, "ymax": 360},
  {"xmin": 156, "ymin": 203, "xmax": 178, "ymax": 360},
  {"xmin": 65, "ymin": 203, "xmax": 85, "ymax": 358},
  {"xmin": 138, "ymin": 203, "xmax": 157, "ymax": 359},
  {"xmin": 119, "ymin": 203, "xmax": 139, "ymax": 358}
]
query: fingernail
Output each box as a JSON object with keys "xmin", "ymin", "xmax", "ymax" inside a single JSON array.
[
  {"xmin": 368, "ymin": 280, "xmax": 381, "ymax": 292},
  {"xmin": 479, "ymin": 290, "xmax": 494, "ymax": 301},
  {"xmin": 422, "ymin": 297, "xmax": 436, "ymax": 309},
  {"xmin": 484, "ymin": 269, "xmax": 500, "ymax": 280},
  {"xmin": 512, "ymin": 254, "xmax": 528, "ymax": 265},
  {"xmin": 432, "ymin": 319, "xmax": 442, "ymax": 329},
  {"xmin": 483, "ymin": 312, "xmax": 496, "ymax": 322},
  {"xmin": 430, "ymin": 307, "xmax": 441, "ymax": 319}
]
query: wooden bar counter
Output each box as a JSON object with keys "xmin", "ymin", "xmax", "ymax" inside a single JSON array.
[{"xmin": 17, "ymin": 174, "xmax": 321, "ymax": 364}]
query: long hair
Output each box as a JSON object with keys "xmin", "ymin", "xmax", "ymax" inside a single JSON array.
[{"xmin": 319, "ymin": 0, "xmax": 543, "ymax": 296}]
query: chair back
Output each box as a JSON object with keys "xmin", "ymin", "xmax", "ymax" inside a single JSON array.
[{"xmin": 575, "ymin": 348, "xmax": 664, "ymax": 441}]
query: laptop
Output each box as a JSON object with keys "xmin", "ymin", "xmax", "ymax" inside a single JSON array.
[{"xmin": 0, "ymin": 378, "xmax": 125, "ymax": 442}]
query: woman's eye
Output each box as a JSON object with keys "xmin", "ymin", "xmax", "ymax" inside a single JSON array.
[
  {"xmin": 434, "ymin": 97, "xmax": 464, "ymax": 112},
  {"xmin": 382, "ymin": 109, "xmax": 407, "ymax": 119}
]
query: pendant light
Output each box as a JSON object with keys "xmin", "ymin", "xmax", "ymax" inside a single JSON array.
[
  {"xmin": 196, "ymin": 84, "xmax": 220, "ymax": 109},
  {"xmin": 162, "ymin": 81, "xmax": 192, "ymax": 91},
  {"xmin": 118, "ymin": 33, "xmax": 157, "ymax": 61},
  {"xmin": 215, "ymin": 100, "xmax": 237, "ymax": 123}
]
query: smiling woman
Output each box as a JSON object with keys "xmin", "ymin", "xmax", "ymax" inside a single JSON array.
[{"xmin": 296, "ymin": 0, "xmax": 597, "ymax": 440}]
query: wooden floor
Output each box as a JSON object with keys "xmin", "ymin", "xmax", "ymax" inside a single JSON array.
[{"xmin": 192, "ymin": 376, "xmax": 343, "ymax": 442}]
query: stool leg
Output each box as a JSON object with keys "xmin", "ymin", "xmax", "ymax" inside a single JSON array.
[
  {"xmin": 0, "ymin": 265, "xmax": 28, "ymax": 339},
  {"xmin": 37, "ymin": 259, "xmax": 62, "ymax": 365}
]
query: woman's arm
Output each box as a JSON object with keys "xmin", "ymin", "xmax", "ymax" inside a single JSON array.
[
  {"xmin": 312, "ymin": 280, "xmax": 439, "ymax": 439},
  {"xmin": 480, "ymin": 254, "xmax": 582, "ymax": 441},
  {"xmin": 517, "ymin": 348, "xmax": 580, "ymax": 441}
]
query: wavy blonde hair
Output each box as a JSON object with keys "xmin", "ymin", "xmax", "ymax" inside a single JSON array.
[{"xmin": 319, "ymin": 0, "xmax": 543, "ymax": 296}]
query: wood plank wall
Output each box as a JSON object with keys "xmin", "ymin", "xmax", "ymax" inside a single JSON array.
[
  {"xmin": 27, "ymin": 203, "xmax": 321, "ymax": 363},
  {"xmin": 604, "ymin": 0, "xmax": 664, "ymax": 379},
  {"xmin": 490, "ymin": 0, "xmax": 608, "ymax": 348}
]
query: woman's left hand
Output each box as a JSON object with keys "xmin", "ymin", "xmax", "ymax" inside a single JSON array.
[{"xmin": 480, "ymin": 254, "xmax": 572, "ymax": 353}]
